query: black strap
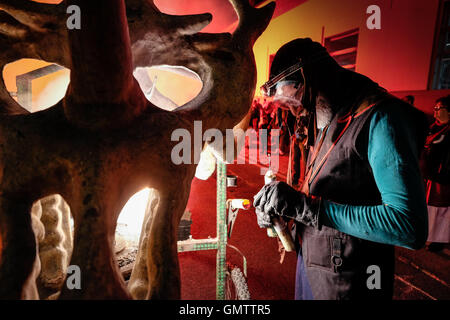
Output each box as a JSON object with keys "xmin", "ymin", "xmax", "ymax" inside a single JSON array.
[{"xmin": 331, "ymin": 237, "xmax": 343, "ymax": 272}]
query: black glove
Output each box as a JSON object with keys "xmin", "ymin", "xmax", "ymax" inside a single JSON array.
[{"xmin": 253, "ymin": 181, "xmax": 321, "ymax": 229}]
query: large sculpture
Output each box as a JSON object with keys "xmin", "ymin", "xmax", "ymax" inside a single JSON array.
[{"xmin": 0, "ymin": 0, "xmax": 274, "ymax": 299}]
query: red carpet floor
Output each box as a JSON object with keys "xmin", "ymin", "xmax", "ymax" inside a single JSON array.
[
  {"xmin": 177, "ymin": 134, "xmax": 450, "ymax": 300},
  {"xmin": 179, "ymin": 136, "xmax": 297, "ymax": 300}
]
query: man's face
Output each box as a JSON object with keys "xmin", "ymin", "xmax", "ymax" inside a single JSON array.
[
  {"xmin": 273, "ymin": 80, "xmax": 304, "ymax": 110},
  {"xmin": 434, "ymin": 102, "xmax": 449, "ymax": 124}
]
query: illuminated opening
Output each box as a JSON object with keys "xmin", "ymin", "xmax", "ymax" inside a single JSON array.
[
  {"xmin": 3, "ymin": 59, "xmax": 70, "ymax": 112},
  {"xmin": 116, "ymin": 188, "xmax": 151, "ymax": 244},
  {"xmin": 115, "ymin": 188, "xmax": 155, "ymax": 282},
  {"xmin": 134, "ymin": 65, "xmax": 203, "ymax": 110},
  {"xmin": 3, "ymin": 60, "xmax": 202, "ymax": 113}
]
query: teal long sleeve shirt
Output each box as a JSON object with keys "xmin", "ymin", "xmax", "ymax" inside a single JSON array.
[{"xmin": 319, "ymin": 107, "xmax": 429, "ymax": 250}]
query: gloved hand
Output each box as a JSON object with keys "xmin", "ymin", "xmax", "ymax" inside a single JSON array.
[{"xmin": 253, "ymin": 181, "xmax": 321, "ymax": 229}]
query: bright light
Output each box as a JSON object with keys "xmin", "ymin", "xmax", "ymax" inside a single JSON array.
[
  {"xmin": 117, "ymin": 188, "xmax": 151, "ymax": 243},
  {"xmin": 3, "ymin": 59, "xmax": 70, "ymax": 113}
]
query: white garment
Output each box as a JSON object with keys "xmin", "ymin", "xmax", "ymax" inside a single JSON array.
[{"xmin": 427, "ymin": 205, "xmax": 450, "ymax": 243}]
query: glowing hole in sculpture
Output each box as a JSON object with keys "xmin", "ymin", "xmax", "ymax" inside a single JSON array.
[
  {"xmin": 116, "ymin": 188, "xmax": 151, "ymax": 243},
  {"xmin": 135, "ymin": 65, "xmax": 203, "ymax": 110},
  {"xmin": 3, "ymin": 60, "xmax": 202, "ymax": 113},
  {"xmin": 3, "ymin": 59, "xmax": 70, "ymax": 113}
]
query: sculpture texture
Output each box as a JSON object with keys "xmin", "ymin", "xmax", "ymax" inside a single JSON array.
[{"xmin": 0, "ymin": 0, "xmax": 274, "ymax": 299}]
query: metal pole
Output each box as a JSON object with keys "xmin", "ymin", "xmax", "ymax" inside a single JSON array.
[{"xmin": 216, "ymin": 159, "xmax": 227, "ymax": 300}]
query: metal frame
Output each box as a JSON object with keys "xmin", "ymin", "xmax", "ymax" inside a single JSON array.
[{"xmin": 177, "ymin": 159, "xmax": 246, "ymax": 300}]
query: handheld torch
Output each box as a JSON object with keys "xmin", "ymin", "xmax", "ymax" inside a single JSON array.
[{"xmin": 264, "ymin": 154, "xmax": 295, "ymax": 252}]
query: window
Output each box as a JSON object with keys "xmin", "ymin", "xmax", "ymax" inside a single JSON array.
[
  {"xmin": 324, "ymin": 29, "xmax": 359, "ymax": 72},
  {"xmin": 431, "ymin": 1, "xmax": 450, "ymax": 89}
]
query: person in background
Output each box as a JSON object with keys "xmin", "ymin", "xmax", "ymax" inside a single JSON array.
[
  {"xmin": 267, "ymin": 100, "xmax": 278, "ymax": 141},
  {"xmin": 258, "ymin": 98, "xmax": 269, "ymax": 131},
  {"xmin": 277, "ymin": 106, "xmax": 296, "ymax": 156},
  {"xmin": 402, "ymin": 95, "xmax": 415, "ymax": 106},
  {"xmin": 249, "ymin": 98, "xmax": 261, "ymax": 130},
  {"xmin": 421, "ymin": 95, "xmax": 450, "ymax": 252}
]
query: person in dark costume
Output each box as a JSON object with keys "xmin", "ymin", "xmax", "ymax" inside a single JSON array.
[
  {"xmin": 254, "ymin": 38, "xmax": 429, "ymax": 300},
  {"xmin": 421, "ymin": 95, "xmax": 450, "ymax": 252}
]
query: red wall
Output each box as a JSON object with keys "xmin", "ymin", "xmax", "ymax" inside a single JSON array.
[
  {"xmin": 391, "ymin": 89, "xmax": 450, "ymax": 116},
  {"xmin": 254, "ymin": 0, "xmax": 442, "ymax": 93},
  {"xmin": 357, "ymin": 0, "xmax": 441, "ymax": 92}
]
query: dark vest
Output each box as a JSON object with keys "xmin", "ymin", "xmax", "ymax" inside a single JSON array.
[{"xmin": 298, "ymin": 98, "xmax": 397, "ymax": 300}]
